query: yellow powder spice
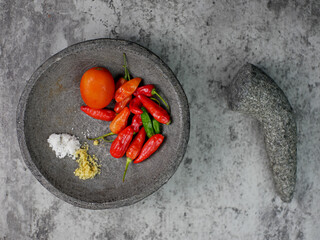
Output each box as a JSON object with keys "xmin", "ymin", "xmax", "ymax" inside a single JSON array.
[{"xmin": 73, "ymin": 143, "xmax": 100, "ymax": 180}]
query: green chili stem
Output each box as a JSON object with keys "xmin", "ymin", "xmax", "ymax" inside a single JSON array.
[
  {"xmin": 150, "ymin": 97, "xmax": 160, "ymax": 106},
  {"xmin": 152, "ymin": 89, "xmax": 169, "ymax": 110},
  {"xmin": 123, "ymin": 53, "xmax": 131, "ymax": 81},
  {"xmin": 87, "ymin": 132, "xmax": 115, "ymax": 140},
  {"xmin": 102, "ymin": 138, "xmax": 114, "ymax": 142},
  {"xmin": 123, "ymin": 158, "xmax": 132, "ymax": 182}
]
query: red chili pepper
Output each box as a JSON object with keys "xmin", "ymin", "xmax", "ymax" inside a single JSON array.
[
  {"xmin": 123, "ymin": 127, "xmax": 146, "ymax": 181},
  {"xmin": 115, "ymin": 77, "xmax": 127, "ymax": 91},
  {"xmin": 114, "ymin": 95, "xmax": 132, "ymax": 113},
  {"xmin": 129, "ymin": 97, "xmax": 143, "ymax": 115},
  {"xmin": 133, "ymin": 134, "xmax": 164, "ymax": 164},
  {"xmin": 80, "ymin": 106, "xmax": 116, "ymax": 121},
  {"xmin": 130, "ymin": 114, "xmax": 143, "ymax": 133},
  {"xmin": 109, "ymin": 107, "xmax": 130, "ymax": 134},
  {"xmin": 133, "ymin": 84, "xmax": 169, "ymax": 109},
  {"xmin": 115, "ymin": 78, "xmax": 141, "ymax": 102},
  {"xmin": 110, "ymin": 126, "xmax": 134, "ymax": 158},
  {"xmin": 137, "ymin": 95, "xmax": 171, "ymax": 125}
]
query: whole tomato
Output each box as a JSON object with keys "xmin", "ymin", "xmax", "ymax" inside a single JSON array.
[{"xmin": 80, "ymin": 67, "xmax": 115, "ymax": 109}]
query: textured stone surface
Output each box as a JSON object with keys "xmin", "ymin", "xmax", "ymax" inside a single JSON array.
[
  {"xmin": 1, "ymin": 0, "xmax": 320, "ymax": 239},
  {"xmin": 16, "ymin": 39, "xmax": 190, "ymax": 209},
  {"xmin": 228, "ymin": 64, "xmax": 297, "ymax": 202}
]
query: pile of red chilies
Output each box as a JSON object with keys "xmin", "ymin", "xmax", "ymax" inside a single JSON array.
[{"xmin": 81, "ymin": 54, "xmax": 170, "ymax": 181}]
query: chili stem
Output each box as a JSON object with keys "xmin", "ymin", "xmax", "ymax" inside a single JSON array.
[
  {"xmin": 123, "ymin": 157, "xmax": 132, "ymax": 182},
  {"xmin": 152, "ymin": 89, "xmax": 169, "ymax": 110},
  {"xmin": 87, "ymin": 132, "xmax": 115, "ymax": 140},
  {"xmin": 123, "ymin": 53, "xmax": 131, "ymax": 81},
  {"xmin": 150, "ymin": 97, "xmax": 160, "ymax": 106},
  {"xmin": 102, "ymin": 138, "xmax": 114, "ymax": 142}
]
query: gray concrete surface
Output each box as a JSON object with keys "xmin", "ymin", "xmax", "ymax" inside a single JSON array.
[{"xmin": 1, "ymin": 0, "xmax": 319, "ymax": 239}]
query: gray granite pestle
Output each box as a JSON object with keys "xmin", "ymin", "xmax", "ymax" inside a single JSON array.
[{"xmin": 227, "ymin": 63, "xmax": 297, "ymax": 202}]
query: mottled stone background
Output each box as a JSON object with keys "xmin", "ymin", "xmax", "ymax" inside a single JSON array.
[{"xmin": 1, "ymin": 0, "xmax": 320, "ymax": 239}]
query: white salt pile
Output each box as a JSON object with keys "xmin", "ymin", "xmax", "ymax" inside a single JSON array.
[{"xmin": 47, "ymin": 133, "xmax": 81, "ymax": 159}]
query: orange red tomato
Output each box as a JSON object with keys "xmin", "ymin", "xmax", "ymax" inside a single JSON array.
[{"xmin": 80, "ymin": 67, "xmax": 115, "ymax": 109}]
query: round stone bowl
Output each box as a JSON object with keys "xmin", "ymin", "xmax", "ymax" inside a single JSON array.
[{"xmin": 16, "ymin": 39, "xmax": 190, "ymax": 209}]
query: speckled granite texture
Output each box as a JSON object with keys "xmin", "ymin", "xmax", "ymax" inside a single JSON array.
[
  {"xmin": 1, "ymin": 0, "xmax": 320, "ymax": 239},
  {"xmin": 228, "ymin": 64, "xmax": 297, "ymax": 203}
]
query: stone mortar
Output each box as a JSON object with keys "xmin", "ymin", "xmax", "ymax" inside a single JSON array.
[{"xmin": 16, "ymin": 38, "xmax": 190, "ymax": 209}]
